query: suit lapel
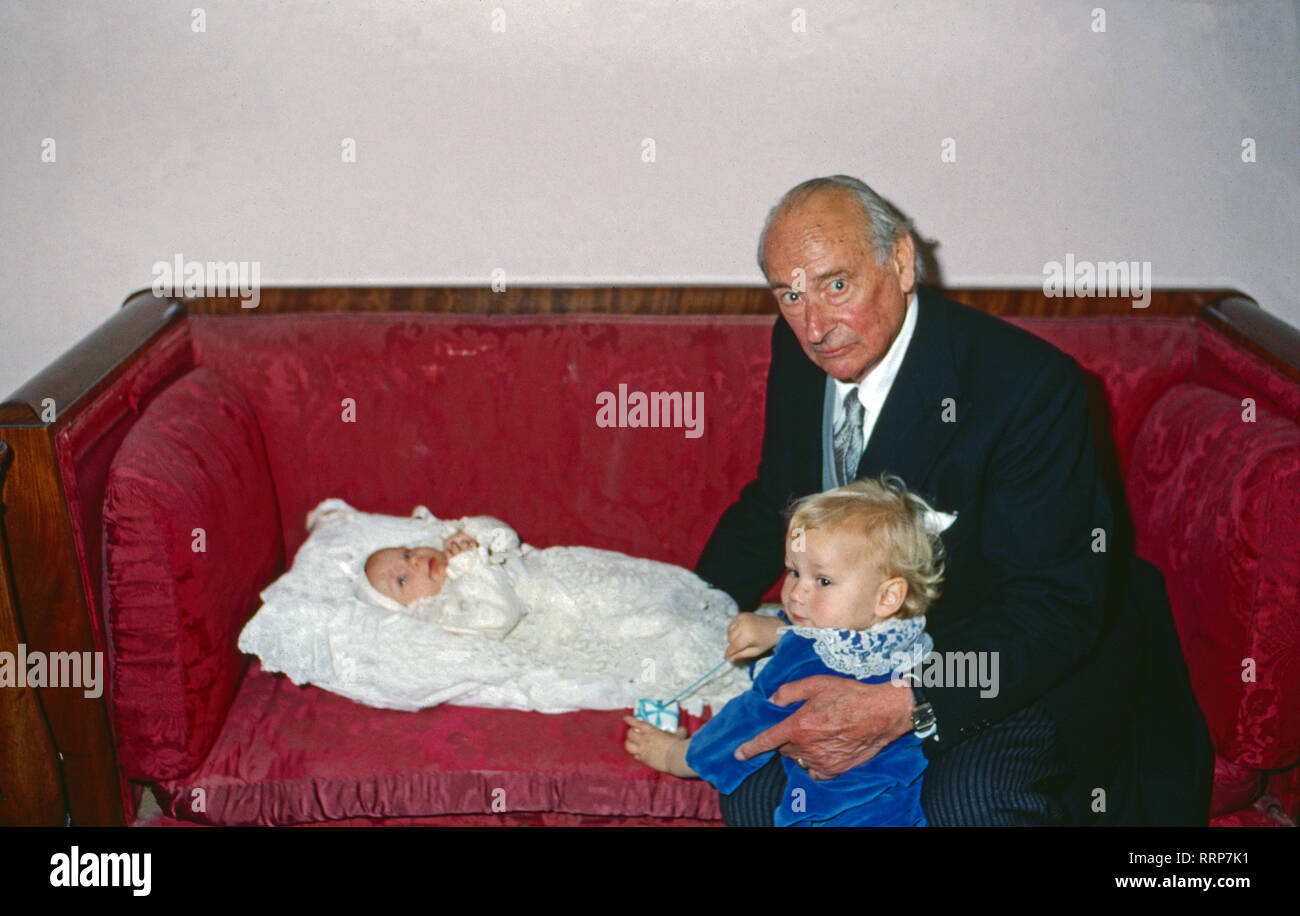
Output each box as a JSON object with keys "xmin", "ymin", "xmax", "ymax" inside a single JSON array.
[{"xmin": 856, "ymin": 287, "xmax": 967, "ymax": 491}]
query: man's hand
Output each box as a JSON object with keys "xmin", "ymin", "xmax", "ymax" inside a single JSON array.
[
  {"xmin": 735, "ymin": 676, "xmax": 914, "ymax": 780},
  {"xmin": 725, "ymin": 612, "xmax": 784, "ymax": 662}
]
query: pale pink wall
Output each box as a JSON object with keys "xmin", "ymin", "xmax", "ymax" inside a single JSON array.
[{"xmin": 2, "ymin": 0, "xmax": 1296, "ymax": 396}]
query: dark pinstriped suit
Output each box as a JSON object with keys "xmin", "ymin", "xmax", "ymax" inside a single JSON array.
[{"xmin": 696, "ymin": 286, "xmax": 1166, "ymax": 826}]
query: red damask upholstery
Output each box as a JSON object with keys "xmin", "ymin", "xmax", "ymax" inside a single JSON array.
[
  {"xmin": 1128, "ymin": 383, "xmax": 1300, "ymax": 773},
  {"xmin": 187, "ymin": 315, "xmax": 772, "ymax": 564}
]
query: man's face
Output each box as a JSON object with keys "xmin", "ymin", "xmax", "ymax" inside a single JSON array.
[{"xmin": 763, "ymin": 189, "xmax": 916, "ymax": 384}]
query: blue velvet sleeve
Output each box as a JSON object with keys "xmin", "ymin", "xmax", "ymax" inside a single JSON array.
[
  {"xmin": 684, "ymin": 633, "xmax": 827, "ymax": 795},
  {"xmin": 685, "ymin": 686, "xmax": 794, "ymax": 794}
]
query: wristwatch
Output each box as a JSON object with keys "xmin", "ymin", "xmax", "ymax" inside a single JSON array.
[{"xmin": 910, "ymin": 684, "xmax": 939, "ymax": 742}]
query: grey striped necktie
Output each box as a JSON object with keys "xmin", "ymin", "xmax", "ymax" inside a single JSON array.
[{"xmin": 834, "ymin": 388, "xmax": 866, "ymax": 485}]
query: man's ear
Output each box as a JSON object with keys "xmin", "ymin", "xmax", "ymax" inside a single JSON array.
[
  {"xmin": 876, "ymin": 576, "xmax": 909, "ymax": 619},
  {"xmin": 891, "ymin": 234, "xmax": 916, "ymax": 296}
]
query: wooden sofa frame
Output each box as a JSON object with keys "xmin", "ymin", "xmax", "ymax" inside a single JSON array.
[{"xmin": 2, "ymin": 285, "xmax": 1297, "ymax": 826}]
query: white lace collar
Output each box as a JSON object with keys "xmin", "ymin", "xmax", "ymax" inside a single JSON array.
[{"xmin": 780, "ymin": 615, "xmax": 932, "ymax": 680}]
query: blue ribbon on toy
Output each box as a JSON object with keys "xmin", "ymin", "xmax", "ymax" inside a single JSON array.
[
  {"xmin": 636, "ymin": 659, "xmax": 731, "ymax": 728},
  {"xmin": 663, "ymin": 659, "xmax": 730, "ymax": 705}
]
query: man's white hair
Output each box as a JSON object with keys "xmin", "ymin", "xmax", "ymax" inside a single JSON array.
[{"xmin": 757, "ymin": 175, "xmax": 925, "ymax": 283}]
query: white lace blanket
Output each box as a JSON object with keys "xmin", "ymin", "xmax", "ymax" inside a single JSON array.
[{"xmin": 237, "ymin": 500, "xmax": 749, "ymax": 713}]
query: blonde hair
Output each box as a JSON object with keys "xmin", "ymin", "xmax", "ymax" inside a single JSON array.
[{"xmin": 786, "ymin": 475, "xmax": 945, "ymax": 619}]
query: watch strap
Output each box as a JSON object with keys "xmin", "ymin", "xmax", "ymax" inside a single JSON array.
[{"xmin": 910, "ymin": 683, "xmax": 939, "ymax": 742}]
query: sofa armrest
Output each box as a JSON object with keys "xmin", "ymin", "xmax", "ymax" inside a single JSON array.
[{"xmin": 104, "ymin": 366, "xmax": 283, "ymax": 780}]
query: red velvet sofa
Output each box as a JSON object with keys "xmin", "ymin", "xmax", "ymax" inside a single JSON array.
[{"xmin": 1, "ymin": 286, "xmax": 1296, "ymax": 827}]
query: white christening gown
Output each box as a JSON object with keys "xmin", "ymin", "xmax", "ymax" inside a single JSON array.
[{"xmin": 240, "ymin": 504, "xmax": 749, "ymax": 714}]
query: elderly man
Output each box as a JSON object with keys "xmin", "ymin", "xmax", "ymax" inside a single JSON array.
[{"xmin": 694, "ymin": 175, "xmax": 1212, "ymax": 826}]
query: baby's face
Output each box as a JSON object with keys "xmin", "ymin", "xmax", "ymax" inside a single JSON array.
[
  {"xmin": 365, "ymin": 547, "xmax": 449, "ymax": 606},
  {"xmin": 781, "ymin": 525, "xmax": 902, "ymax": 629}
]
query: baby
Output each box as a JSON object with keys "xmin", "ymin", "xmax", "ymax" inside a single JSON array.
[
  {"xmin": 623, "ymin": 476, "xmax": 945, "ymax": 827},
  {"xmin": 362, "ymin": 533, "xmax": 481, "ymax": 606},
  {"xmin": 351, "ymin": 514, "xmax": 533, "ymax": 640}
]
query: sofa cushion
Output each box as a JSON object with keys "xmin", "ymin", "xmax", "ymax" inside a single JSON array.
[
  {"xmin": 104, "ymin": 366, "xmax": 283, "ymax": 780},
  {"xmin": 1127, "ymin": 381, "xmax": 1300, "ymax": 772},
  {"xmin": 150, "ymin": 662, "xmax": 720, "ymax": 826}
]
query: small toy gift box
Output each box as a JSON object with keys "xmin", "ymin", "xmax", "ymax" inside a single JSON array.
[{"xmin": 634, "ymin": 698, "xmax": 680, "ymax": 732}]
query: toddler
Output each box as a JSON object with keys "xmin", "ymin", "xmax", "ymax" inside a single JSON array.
[{"xmin": 623, "ymin": 476, "xmax": 945, "ymax": 827}]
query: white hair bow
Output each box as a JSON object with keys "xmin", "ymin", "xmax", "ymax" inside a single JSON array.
[{"xmin": 921, "ymin": 507, "xmax": 957, "ymax": 536}]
